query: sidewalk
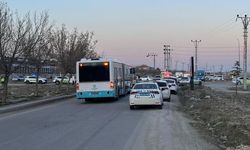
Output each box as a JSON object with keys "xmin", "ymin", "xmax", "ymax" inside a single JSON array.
[{"xmin": 0, "ymin": 94, "xmax": 75, "ymax": 114}]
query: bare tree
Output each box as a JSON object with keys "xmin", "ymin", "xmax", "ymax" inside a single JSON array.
[
  {"xmin": 51, "ymin": 25, "xmax": 97, "ymax": 91},
  {"xmin": 232, "ymin": 60, "xmax": 242, "ymax": 95},
  {"xmin": 0, "ymin": 3, "xmax": 50, "ymax": 104},
  {"xmin": 28, "ymin": 12, "xmax": 53, "ymax": 97}
]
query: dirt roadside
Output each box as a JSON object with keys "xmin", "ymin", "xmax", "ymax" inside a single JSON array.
[
  {"xmin": 0, "ymin": 83, "xmax": 75, "ymax": 106},
  {"xmin": 178, "ymin": 85, "xmax": 250, "ymax": 150}
]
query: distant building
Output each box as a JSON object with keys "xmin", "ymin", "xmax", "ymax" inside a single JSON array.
[
  {"xmin": 136, "ymin": 65, "xmax": 154, "ymax": 71},
  {"xmin": 0, "ymin": 57, "xmax": 58, "ymax": 77},
  {"xmin": 135, "ymin": 65, "xmax": 160, "ymax": 77}
]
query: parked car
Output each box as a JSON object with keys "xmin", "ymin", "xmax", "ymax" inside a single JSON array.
[
  {"xmin": 24, "ymin": 76, "xmax": 47, "ymax": 84},
  {"xmin": 165, "ymin": 76, "xmax": 178, "ymax": 84},
  {"xmin": 232, "ymin": 77, "xmax": 250, "ymax": 85},
  {"xmin": 232, "ymin": 77, "xmax": 239, "ymax": 84},
  {"xmin": 53, "ymin": 76, "xmax": 75, "ymax": 85},
  {"xmin": 11, "ymin": 75, "xmax": 25, "ymax": 81},
  {"xmin": 152, "ymin": 75, "xmax": 161, "ymax": 81},
  {"xmin": 156, "ymin": 80, "xmax": 171, "ymax": 102},
  {"xmin": 140, "ymin": 76, "xmax": 152, "ymax": 81},
  {"xmin": 179, "ymin": 77, "xmax": 190, "ymax": 86},
  {"xmin": 232, "ymin": 77, "xmax": 243, "ymax": 84},
  {"xmin": 212, "ymin": 75, "xmax": 224, "ymax": 81},
  {"xmin": 129, "ymin": 82, "xmax": 163, "ymax": 109},
  {"xmin": 239, "ymin": 78, "xmax": 250, "ymax": 85},
  {"xmin": 0, "ymin": 76, "xmax": 4, "ymax": 84},
  {"xmin": 165, "ymin": 79, "xmax": 178, "ymax": 94},
  {"xmin": 193, "ymin": 76, "xmax": 202, "ymax": 85}
]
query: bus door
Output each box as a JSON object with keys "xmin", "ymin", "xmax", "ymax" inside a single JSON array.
[{"xmin": 122, "ymin": 64, "xmax": 125, "ymax": 95}]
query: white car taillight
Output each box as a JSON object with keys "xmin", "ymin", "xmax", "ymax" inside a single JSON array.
[
  {"xmin": 151, "ymin": 91, "xmax": 159, "ymax": 94},
  {"xmin": 130, "ymin": 91, "xmax": 138, "ymax": 95}
]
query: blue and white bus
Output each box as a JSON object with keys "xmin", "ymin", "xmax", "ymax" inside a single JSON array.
[{"xmin": 76, "ymin": 58, "xmax": 132, "ymax": 101}]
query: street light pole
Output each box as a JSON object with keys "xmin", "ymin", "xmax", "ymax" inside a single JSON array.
[
  {"xmin": 237, "ymin": 38, "xmax": 241, "ymax": 66},
  {"xmin": 147, "ymin": 53, "xmax": 157, "ymax": 69}
]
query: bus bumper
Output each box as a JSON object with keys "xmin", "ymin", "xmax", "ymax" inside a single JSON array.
[{"xmin": 76, "ymin": 90, "xmax": 116, "ymax": 99}]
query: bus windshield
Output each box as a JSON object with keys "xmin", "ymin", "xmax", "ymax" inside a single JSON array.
[{"xmin": 79, "ymin": 62, "xmax": 110, "ymax": 82}]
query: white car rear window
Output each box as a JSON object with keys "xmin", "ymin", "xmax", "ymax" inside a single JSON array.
[
  {"xmin": 157, "ymin": 82, "xmax": 167, "ymax": 87},
  {"xmin": 134, "ymin": 84, "xmax": 157, "ymax": 89},
  {"xmin": 166, "ymin": 80, "xmax": 174, "ymax": 83}
]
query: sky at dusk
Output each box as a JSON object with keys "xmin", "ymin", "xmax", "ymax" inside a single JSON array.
[{"xmin": 5, "ymin": 0, "xmax": 250, "ymax": 71}]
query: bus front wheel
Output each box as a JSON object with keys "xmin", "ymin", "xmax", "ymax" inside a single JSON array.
[{"xmin": 130, "ymin": 105, "xmax": 135, "ymax": 110}]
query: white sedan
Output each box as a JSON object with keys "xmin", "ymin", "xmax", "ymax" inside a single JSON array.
[
  {"xmin": 129, "ymin": 82, "xmax": 163, "ymax": 109},
  {"xmin": 24, "ymin": 76, "xmax": 47, "ymax": 84},
  {"xmin": 179, "ymin": 77, "xmax": 190, "ymax": 86},
  {"xmin": 165, "ymin": 79, "xmax": 178, "ymax": 94},
  {"xmin": 156, "ymin": 80, "xmax": 171, "ymax": 102}
]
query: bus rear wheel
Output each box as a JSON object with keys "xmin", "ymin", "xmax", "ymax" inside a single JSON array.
[
  {"xmin": 85, "ymin": 98, "xmax": 91, "ymax": 102},
  {"xmin": 130, "ymin": 105, "xmax": 135, "ymax": 110}
]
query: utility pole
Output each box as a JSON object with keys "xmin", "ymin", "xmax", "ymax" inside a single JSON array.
[
  {"xmin": 175, "ymin": 61, "xmax": 179, "ymax": 71},
  {"xmin": 237, "ymin": 39, "xmax": 241, "ymax": 67},
  {"xmin": 236, "ymin": 14, "xmax": 250, "ymax": 90},
  {"xmin": 147, "ymin": 53, "xmax": 157, "ymax": 69},
  {"xmin": 220, "ymin": 65, "xmax": 223, "ymax": 73},
  {"xmin": 167, "ymin": 48, "xmax": 173, "ymax": 70},
  {"xmin": 190, "ymin": 57, "xmax": 194, "ymax": 90},
  {"xmin": 182, "ymin": 62, "xmax": 185, "ymax": 71},
  {"xmin": 187, "ymin": 63, "xmax": 190, "ymax": 72},
  {"xmin": 191, "ymin": 40, "xmax": 201, "ymax": 72},
  {"xmin": 163, "ymin": 45, "xmax": 171, "ymax": 71},
  {"xmin": 170, "ymin": 49, "xmax": 173, "ymax": 70}
]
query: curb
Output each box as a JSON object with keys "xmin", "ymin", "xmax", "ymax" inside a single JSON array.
[{"xmin": 0, "ymin": 94, "xmax": 75, "ymax": 114}]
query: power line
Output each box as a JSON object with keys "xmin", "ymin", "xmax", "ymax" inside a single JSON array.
[{"xmin": 203, "ymin": 11, "xmax": 250, "ymax": 39}]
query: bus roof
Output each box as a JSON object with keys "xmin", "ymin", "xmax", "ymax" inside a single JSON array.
[{"xmin": 78, "ymin": 58, "xmax": 132, "ymax": 67}]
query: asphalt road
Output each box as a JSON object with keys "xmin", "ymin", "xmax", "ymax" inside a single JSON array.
[{"xmin": 0, "ymin": 95, "xmax": 218, "ymax": 150}]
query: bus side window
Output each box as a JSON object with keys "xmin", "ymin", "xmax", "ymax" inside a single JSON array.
[
  {"xmin": 119, "ymin": 68, "xmax": 122, "ymax": 78},
  {"xmin": 114, "ymin": 68, "xmax": 118, "ymax": 82}
]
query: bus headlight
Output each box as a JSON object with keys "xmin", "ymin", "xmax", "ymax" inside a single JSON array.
[
  {"xmin": 110, "ymin": 81, "xmax": 115, "ymax": 88},
  {"xmin": 76, "ymin": 83, "xmax": 79, "ymax": 90}
]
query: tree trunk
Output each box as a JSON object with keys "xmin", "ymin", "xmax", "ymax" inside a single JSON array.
[
  {"xmin": 35, "ymin": 68, "xmax": 40, "ymax": 97},
  {"xmin": 35, "ymin": 76, "xmax": 39, "ymax": 97},
  {"xmin": 66, "ymin": 74, "xmax": 72, "ymax": 94},
  {"xmin": 2, "ymin": 75, "xmax": 9, "ymax": 104},
  {"xmin": 57, "ymin": 73, "xmax": 66, "ymax": 93}
]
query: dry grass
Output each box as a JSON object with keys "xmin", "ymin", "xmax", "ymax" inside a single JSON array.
[
  {"xmin": 179, "ymin": 86, "xmax": 250, "ymax": 149},
  {"xmin": 0, "ymin": 83, "xmax": 75, "ymax": 105}
]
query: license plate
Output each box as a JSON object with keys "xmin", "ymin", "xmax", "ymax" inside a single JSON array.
[
  {"xmin": 139, "ymin": 92, "xmax": 150, "ymax": 96},
  {"xmin": 91, "ymin": 92, "xmax": 99, "ymax": 95}
]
